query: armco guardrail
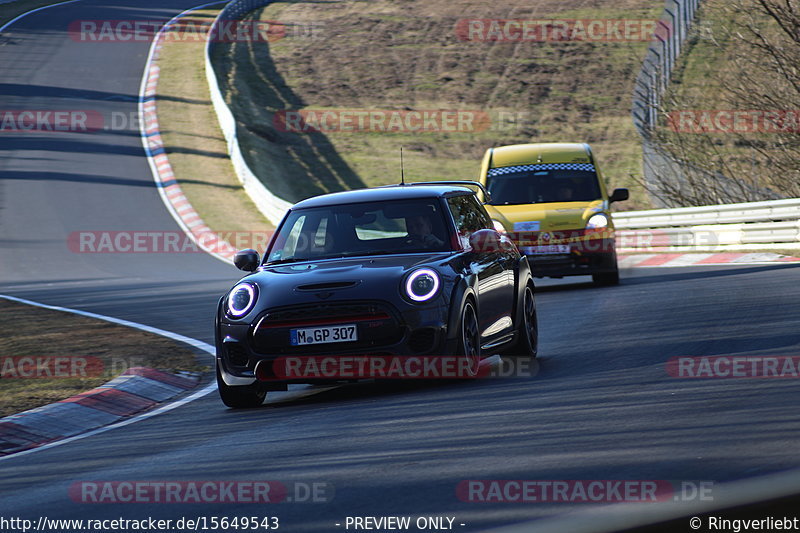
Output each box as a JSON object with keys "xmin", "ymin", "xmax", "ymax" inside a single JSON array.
[
  {"xmin": 614, "ymin": 198, "xmax": 800, "ymax": 228},
  {"xmin": 205, "ymin": 0, "xmax": 291, "ymax": 225},
  {"xmin": 614, "ymin": 199, "xmax": 800, "ymax": 251}
]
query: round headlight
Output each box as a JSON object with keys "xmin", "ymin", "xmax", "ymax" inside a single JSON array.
[
  {"xmin": 227, "ymin": 282, "xmax": 257, "ymax": 318},
  {"xmin": 586, "ymin": 213, "xmax": 609, "ymax": 229},
  {"xmin": 405, "ymin": 269, "xmax": 440, "ymax": 302}
]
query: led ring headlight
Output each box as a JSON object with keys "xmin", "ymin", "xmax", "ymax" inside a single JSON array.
[
  {"xmin": 405, "ymin": 268, "xmax": 440, "ymax": 302},
  {"xmin": 227, "ymin": 282, "xmax": 257, "ymax": 318}
]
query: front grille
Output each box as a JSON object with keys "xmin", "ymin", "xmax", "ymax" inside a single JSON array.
[
  {"xmin": 250, "ymin": 301, "xmax": 403, "ymax": 355},
  {"xmin": 409, "ymin": 328, "xmax": 437, "ymax": 354},
  {"xmin": 225, "ymin": 343, "xmax": 249, "ymax": 367},
  {"xmin": 261, "ymin": 303, "xmax": 389, "ymax": 326}
]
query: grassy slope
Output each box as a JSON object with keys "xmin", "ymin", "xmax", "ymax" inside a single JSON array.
[{"xmin": 218, "ymin": 0, "xmax": 662, "ymax": 211}]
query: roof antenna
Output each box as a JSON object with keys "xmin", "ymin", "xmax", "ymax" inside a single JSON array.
[{"xmin": 400, "ymin": 146, "xmax": 406, "ymax": 186}]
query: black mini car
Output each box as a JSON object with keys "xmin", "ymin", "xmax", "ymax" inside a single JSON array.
[{"xmin": 215, "ymin": 182, "xmax": 538, "ymax": 407}]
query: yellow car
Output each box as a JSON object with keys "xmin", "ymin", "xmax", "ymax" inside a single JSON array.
[{"xmin": 479, "ymin": 143, "xmax": 628, "ymax": 285}]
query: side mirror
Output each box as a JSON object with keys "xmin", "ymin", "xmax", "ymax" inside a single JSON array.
[
  {"xmin": 234, "ymin": 249, "xmax": 260, "ymax": 272},
  {"xmin": 469, "ymin": 229, "xmax": 502, "ymax": 253},
  {"xmin": 609, "ymin": 188, "xmax": 629, "ymax": 204}
]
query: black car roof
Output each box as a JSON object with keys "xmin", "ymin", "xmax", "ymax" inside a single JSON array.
[{"xmin": 292, "ymin": 184, "xmax": 475, "ymax": 209}]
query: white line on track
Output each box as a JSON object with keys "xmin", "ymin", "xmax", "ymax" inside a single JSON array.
[{"xmin": 0, "ymin": 0, "xmax": 83, "ymax": 33}]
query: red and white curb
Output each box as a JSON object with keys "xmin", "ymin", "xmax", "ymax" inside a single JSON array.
[
  {"xmin": 0, "ymin": 367, "xmax": 200, "ymax": 456},
  {"xmin": 618, "ymin": 252, "xmax": 800, "ymax": 268},
  {"xmin": 139, "ymin": 3, "xmax": 237, "ymax": 264}
]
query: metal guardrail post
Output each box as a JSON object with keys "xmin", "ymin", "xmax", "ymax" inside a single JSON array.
[
  {"xmin": 664, "ymin": 8, "xmax": 677, "ymax": 71},
  {"xmin": 630, "ymin": 0, "xmax": 702, "ymax": 206}
]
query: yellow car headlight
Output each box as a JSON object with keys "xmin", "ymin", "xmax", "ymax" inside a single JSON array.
[
  {"xmin": 586, "ymin": 213, "xmax": 609, "ymax": 229},
  {"xmin": 491, "ymin": 219, "xmax": 507, "ymax": 233}
]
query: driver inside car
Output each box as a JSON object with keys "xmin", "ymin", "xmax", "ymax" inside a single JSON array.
[{"xmin": 405, "ymin": 213, "xmax": 445, "ymax": 249}]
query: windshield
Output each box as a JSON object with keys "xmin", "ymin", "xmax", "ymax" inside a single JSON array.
[
  {"xmin": 486, "ymin": 165, "xmax": 602, "ymax": 205},
  {"xmin": 265, "ymin": 198, "xmax": 452, "ymax": 263}
]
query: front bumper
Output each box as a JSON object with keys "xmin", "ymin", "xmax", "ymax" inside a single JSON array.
[
  {"xmin": 513, "ymin": 230, "xmax": 618, "ymax": 278},
  {"xmin": 526, "ymin": 250, "xmax": 617, "ymax": 277},
  {"xmin": 217, "ymin": 299, "xmax": 451, "ymax": 386}
]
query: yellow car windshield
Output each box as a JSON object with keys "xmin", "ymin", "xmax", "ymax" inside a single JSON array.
[{"xmin": 486, "ymin": 165, "xmax": 602, "ymax": 205}]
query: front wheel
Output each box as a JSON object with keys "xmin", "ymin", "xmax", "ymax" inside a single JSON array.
[
  {"xmin": 456, "ymin": 300, "xmax": 481, "ymax": 378},
  {"xmin": 504, "ymin": 284, "xmax": 538, "ymax": 358},
  {"xmin": 216, "ymin": 363, "xmax": 266, "ymax": 408}
]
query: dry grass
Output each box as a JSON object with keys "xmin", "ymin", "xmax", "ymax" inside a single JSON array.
[{"xmin": 0, "ymin": 300, "xmax": 206, "ymax": 417}]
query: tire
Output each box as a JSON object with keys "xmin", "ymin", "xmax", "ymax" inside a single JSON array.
[
  {"xmin": 216, "ymin": 363, "xmax": 266, "ymax": 408},
  {"xmin": 593, "ymin": 269, "xmax": 620, "ymax": 286},
  {"xmin": 504, "ymin": 284, "xmax": 538, "ymax": 358},
  {"xmin": 456, "ymin": 300, "xmax": 481, "ymax": 378}
]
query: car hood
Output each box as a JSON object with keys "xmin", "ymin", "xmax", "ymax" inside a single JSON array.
[
  {"xmin": 236, "ymin": 253, "xmax": 454, "ymax": 310},
  {"xmin": 485, "ymin": 200, "xmax": 607, "ymax": 232}
]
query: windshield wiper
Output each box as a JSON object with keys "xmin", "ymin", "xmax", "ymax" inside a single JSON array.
[
  {"xmin": 265, "ymin": 257, "xmax": 310, "ymax": 265},
  {"xmin": 324, "ymin": 250, "xmax": 396, "ymax": 259},
  {"xmin": 268, "ymin": 249, "xmax": 410, "ymax": 264}
]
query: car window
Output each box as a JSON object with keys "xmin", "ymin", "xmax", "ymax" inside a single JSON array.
[
  {"xmin": 314, "ymin": 217, "xmax": 328, "ymax": 246},
  {"xmin": 447, "ymin": 194, "xmax": 492, "ymax": 236},
  {"xmin": 486, "ymin": 166, "xmax": 602, "ymax": 205},
  {"xmin": 278, "ymin": 214, "xmax": 306, "ymax": 260},
  {"xmin": 269, "ymin": 213, "xmax": 333, "ymax": 262},
  {"xmin": 266, "ymin": 198, "xmax": 452, "ymax": 263},
  {"xmin": 352, "ymin": 208, "xmax": 406, "ymax": 240},
  {"xmin": 446, "ymin": 194, "xmax": 494, "ymax": 251},
  {"xmin": 468, "ymin": 195, "xmax": 493, "ymax": 229}
]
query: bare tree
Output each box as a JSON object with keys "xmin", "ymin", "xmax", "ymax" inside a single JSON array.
[{"xmin": 649, "ymin": 0, "xmax": 800, "ymax": 206}]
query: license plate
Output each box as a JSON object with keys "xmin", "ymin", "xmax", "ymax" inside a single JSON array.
[
  {"xmin": 522, "ymin": 245, "xmax": 571, "ymax": 255},
  {"xmin": 514, "ymin": 221, "xmax": 541, "ymax": 232},
  {"xmin": 290, "ymin": 324, "xmax": 357, "ymax": 346}
]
